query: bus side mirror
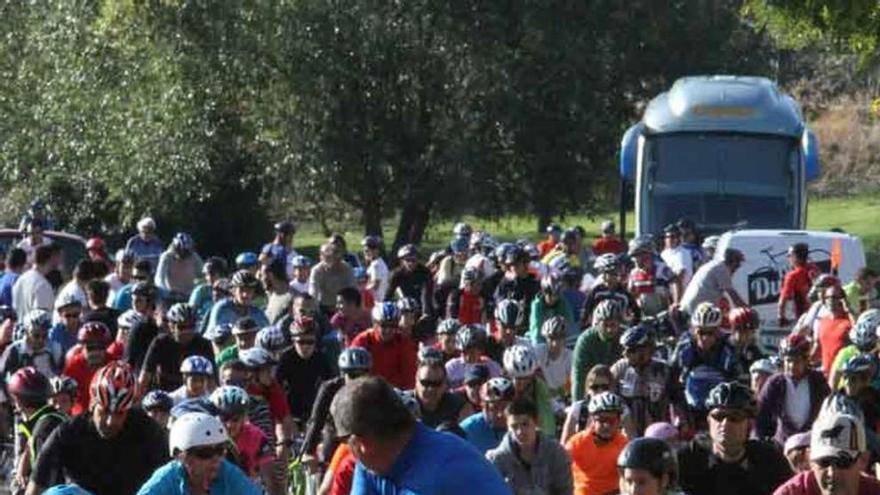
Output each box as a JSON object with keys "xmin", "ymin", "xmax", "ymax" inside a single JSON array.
[
  {"xmin": 802, "ymin": 128, "xmax": 820, "ymax": 182},
  {"xmin": 619, "ymin": 123, "xmax": 644, "ymax": 181}
]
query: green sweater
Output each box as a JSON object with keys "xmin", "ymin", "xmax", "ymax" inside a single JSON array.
[{"xmin": 571, "ymin": 326, "xmax": 621, "ymax": 401}]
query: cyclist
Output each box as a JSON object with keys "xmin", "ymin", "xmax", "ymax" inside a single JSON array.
[
  {"xmin": 48, "ymin": 292, "xmax": 82, "ymax": 357},
  {"xmin": 140, "ymin": 303, "xmax": 214, "ymax": 392},
  {"xmin": 816, "ymin": 285, "xmax": 855, "ymax": 377},
  {"xmin": 756, "ymin": 334, "xmax": 830, "ymax": 446},
  {"xmin": 493, "ymin": 245, "xmax": 540, "ymax": 319},
  {"xmin": 565, "ymin": 392, "xmax": 629, "ymax": 495},
  {"xmin": 142, "ymin": 389, "xmax": 173, "ymax": 428},
  {"xmin": 671, "ymin": 302, "xmax": 741, "ymax": 428},
  {"xmin": 385, "ymin": 244, "xmax": 434, "ymax": 317},
  {"xmin": 528, "ymin": 272, "xmax": 576, "ymax": 345},
  {"xmin": 276, "ymin": 316, "xmax": 334, "ymax": 431},
  {"xmin": 111, "ymin": 260, "xmax": 155, "ymax": 312},
  {"xmin": 48, "ymin": 375, "xmax": 77, "ymax": 416},
  {"xmin": 661, "ymin": 224, "xmax": 694, "ymax": 289},
  {"xmin": 445, "ymin": 267, "xmax": 489, "ymax": 325},
  {"xmin": 260, "ymin": 220, "xmax": 298, "ymax": 269},
  {"xmin": 107, "ymin": 309, "xmax": 142, "ymax": 361},
  {"xmin": 260, "ymin": 258, "xmax": 292, "ymax": 325},
  {"xmin": 537, "ymin": 224, "xmax": 562, "ymax": 258},
  {"xmin": 453, "ymin": 363, "xmax": 488, "ymax": 419},
  {"xmin": 153, "ymin": 233, "xmax": 203, "ymax": 299},
  {"xmin": 331, "ymin": 376, "xmax": 510, "ymax": 494},
  {"xmin": 582, "ymin": 253, "xmax": 640, "ymax": 328},
  {"xmin": 617, "ymin": 437, "xmax": 683, "ymax": 495},
  {"xmin": 774, "ymin": 409, "xmax": 880, "ymax": 495},
  {"xmin": 210, "ymin": 386, "xmax": 282, "ymax": 494},
  {"xmin": 351, "ymin": 302, "xmax": 417, "ymax": 389},
  {"xmin": 503, "ymin": 343, "xmax": 555, "ymax": 434},
  {"xmin": 81, "ymin": 280, "xmax": 119, "ymax": 338},
  {"xmin": 445, "ymin": 324, "xmax": 502, "ymax": 389},
  {"xmin": 541, "ymin": 228, "xmax": 581, "ymax": 271},
  {"xmin": 702, "ymin": 235, "xmax": 720, "ymax": 261},
  {"xmin": 561, "ymin": 364, "xmax": 615, "ymax": 443},
  {"xmin": 62, "ymin": 322, "xmax": 112, "ymax": 415},
  {"xmin": 794, "ymin": 274, "xmax": 841, "ymax": 338},
  {"xmin": 12, "ymin": 244, "xmax": 61, "ymax": 319},
  {"xmin": 627, "ymin": 235, "xmax": 677, "ymax": 317},
  {"xmin": 433, "ymin": 318, "xmax": 461, "ymax": 363},
  {"xmin": 678, "ymin": 381, "xmax": 792, "ymax": 495},
  {"xmin": 168, "ymin": 355, "xmax": 215, "ymax": 405},
  {"xmin": 207, "ymin": 270, "xmax": 269, "ymax": 331},
  {"xmin": 749, "ymin": 357, "xmax": 780, "ymax": 397},
  {"xmin": 612, "ymin": 323, "xmax": 681, "ymax": 437},
  {"xmin": 125, "ymin": 217, "xmax": 164, "ymax": 270},
  {"xmin": 104, "ymin": 249, "xmax": 135, "ymax": 305},
  {"xmin": 465, "ymin": 231, "xmax": 498, "ymax": 281},
  {"xmin": 308, "ymin": 242, "xmax": 357, "ymax": 316},
  {"xmin": 677, "ymin": 218, "xmax": 706, "ymax": 269},
  {"xmin": 778, "ymin": 243, "xmax": 815, "ymax": 327},
  {"xmin": 844, "ymin": 268, "xmax": 880, "ymax": 315},
  {"xmin": 28, "ymin": 362, "xmax": 168, "ymax": 495},
  {"xmin": 679, "ymin": 248, "xmax": 747, "ymax": 316},
  {"xmin": 460, "ymin": 377, "xmax": 515, "ymax": 454},
  {"xmin": 783, "ymin": 431, "xmax": 811, "ymax": 473},
  {"xmin": 361, "ymin": 235, "xmax": 389, "ymax": 304},
  {"xmin": 9, "ymin": 367, "xmax": 66, "ymax": 494},
  {"xmin": 830, "ymin": 313, "xmax": 880, "ymax": 390},
  {"xmin": 839, "ymin": 354, "xmax": 880, "ymax": 433},
  {"xmin": 136, "ymin": 412, "xmax": 260, "ymax": 494},
  {"xmin": 572, "ymin": 300, "xmax": 624, "ymax": 402},
  {"xmin": 16, "ymin": 218, "xmax": 53, "ymax": 269},
  {"xmin": 592, "ymin": 220, "xmax": 626, "ymax": 256},
  {"xmin": 435, "ymin": 237, "xmax": 469, "ymax": 301},
  {"xmin": 0, "ymin": 309, "xmax": 63, "ymax": 387},
  {"xmin": 288, "ymin": 255, "xmax": 312, "ymax": 296},
  {"xmin": 236, "ymin": 252, "xmax": 260, "ymax": 275},
  {"xmin": 486, "ymin": 299, "xmax": 530, "ymax": 362},
  {"xmin": 487, "ymin": 398, "xmax": 573, "ymax": 495},
  {"xmin": 188, "ymin": 256, "xmax": 228, "ymax": 329},
  {"xmin": 727, "ymin": 306, "xmax": 766, "ymax": 380},
  {"xmin": 535, "ymin": 316, "xmax": 573, "ymax": 399},
  {"xmin": 300, "ymin": 347, "xmax": 372, "ymax": 470},
  {"xmin": 124, "ymin": 282, "xmax": 162, "ymax": 372}
]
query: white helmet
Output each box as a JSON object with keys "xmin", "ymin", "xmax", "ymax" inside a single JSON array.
[
  {"xmin": 503, "ymin": 344, "xmax": 537, "ymax": 378},
  {"xmin": 690, "ymin": 302, "xmax": 723, "ymax": 328},
  {"xmin": 137, "ymin": 217, "xmax": 156, "ymax": 232},
  {"xmin": 169, "ymin": 412, "xmax": 228, "ymax": 456}
]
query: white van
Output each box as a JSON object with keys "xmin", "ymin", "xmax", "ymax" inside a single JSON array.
[{"xmin": 714, "ymin": 229, "xmax": 866, "ymax": 353}]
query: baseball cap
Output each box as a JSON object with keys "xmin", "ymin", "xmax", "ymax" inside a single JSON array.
[
  {"xmin": 784, "ymin": 431, "xmax": 811, "ymax": 455},
  {"xmin": 810, "ymin": 412, "xmax": 866, "ymax": 462}
]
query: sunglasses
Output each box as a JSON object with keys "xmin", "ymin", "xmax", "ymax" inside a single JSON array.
[
  {"xmin": 815, "ymin": 456, "xmax": 858, "ymax": 470},
  {"xmin": 419, "ymin": 379, "xmax": 445, "ymax": 388},
  {"xmin": 589, "ymin": 383, "xmax": 610, "ymax": 392},
  {"xmin": 189, "ymin": 444, "xmax": 226, "ymax": 460}
]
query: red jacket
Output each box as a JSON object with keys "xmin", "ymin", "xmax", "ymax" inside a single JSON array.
[
  {"xmin": 63, "ymin": 350, "xmax": 113, "ymax": 416},
  {"xmin": 350, "ymin": 328, "xmax": 417, "ymax": 389}
]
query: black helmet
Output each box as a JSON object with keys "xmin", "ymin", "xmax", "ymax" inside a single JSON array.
[
  {"xmin": 274, "ymin": 220, "xmax": 296, "ymax": 235},
  {"xmin": 704, "ymin": 381, "xmax": 757, "ymax": 416},
  {"xmin": 617, "ymin": 437, "xmax": 678, "ymax": 484},
  {"xmin": 132, "ymin": 282, "xmax": 158, "ymax": 302}
]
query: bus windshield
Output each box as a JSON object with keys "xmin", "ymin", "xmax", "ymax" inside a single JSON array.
[{"xmin": 641, "ymin": 133, "xmax": 799, "ymax": 236}]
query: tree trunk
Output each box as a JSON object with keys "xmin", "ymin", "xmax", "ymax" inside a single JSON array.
[{"xmin": 362, "ymin": 199, "xmax": 383, "ymax": 237}]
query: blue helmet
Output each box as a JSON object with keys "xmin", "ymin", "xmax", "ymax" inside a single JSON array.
[
  {"xmin": 371, "ymin": 302, "xmax": 400, "ymax": 324},
  {"xmin": 449, "ymin": 237, "xmax": 469, "ymax": 254},
  {"xmin": 172, "ymin": 232, "xmax": 194, "ymax": 252},
  {"xmin": 180, "ymin": 355, "xmax": 214, "ymax": 375},
  {"xmin": 143, "ymin": 390, "xmax": 174, "ymax": 412},
  {"xmin": 849, "ymin": 318, "xmax": 879, "ymax": 352},
  {"xmin": 620, "ymin": 324, "xmax": 653, "ymax": 349},
  {"xmin": 235, "ymin": 252, "xmax": 259, "ymax": 267},
  {"xmin": 841, "ymin": 353, "xmax": 876, "ymax": 376},
  {"xmin": 204, "ymin": 323, "xmax": 233, "ymax": 342}
]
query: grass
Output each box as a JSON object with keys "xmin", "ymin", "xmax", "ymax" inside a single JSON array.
[{"xmin": 292, "ymin": 195, "xmax": 880, "ymax": 267}]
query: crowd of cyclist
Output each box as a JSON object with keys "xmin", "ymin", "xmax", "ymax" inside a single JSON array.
[{"xmin": 0, "ymin": 201, "xmax": 880, "ymax": 494}]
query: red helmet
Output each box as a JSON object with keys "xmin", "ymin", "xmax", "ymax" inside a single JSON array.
[
  {"xmin": 728, "ymin": 307, "xmax": 759, "ymax": 331},
  {"xmin": 8, "ymin": 367, "xmax": 50, "ymax": 404},
  {"xmin": 290, "ymin": 315, "xmax": 317, "ymax": 337},
  {"xmin": 78, "ymin": 321, "xmax": 110, "ymax": 346},
  {"xmin": 90, "ymin": 362, "xmax": 136, "ymax": 412},
  {"xmin": 780, "ymin": 334, "xmax": 811, "ymax": 357},
  {"xmin": 86, "ymin": 237, "xmax": 105, "ymax": 251}
]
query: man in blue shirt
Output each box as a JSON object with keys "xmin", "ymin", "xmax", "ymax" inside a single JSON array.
[
  {"xmin": 331, "ymin": 376, "xmax": 511, "ymax": 495},
  {"xmin": 125, "ymin": 217, "xmax": 164, "ymax": 273},
  {"xmin": 460, "ymin": 377, "xmax": 514, "ymax": 454},
  {"xmin": 0, "ymin": 248, "xmax": 27, "ymax": 307}
]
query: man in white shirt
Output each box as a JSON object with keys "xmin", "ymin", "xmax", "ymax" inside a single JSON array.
[
  {"xmin": 679, "ymin": 248, "xmax": 747, "ymax": 315},
  {"xmin": 362, "ymin": 236, "xmax": 389, "ymax": 303},
  {"xmin": 12, "ymin": 244, "xmax": 61, "ymax": 318},
  {"xmin": 16, "ymin": 218, "xmax": 53, "ymax": 268},
  {"xmin": 660, "ymin": 225, "xmax": 694, "ymax": 288}
]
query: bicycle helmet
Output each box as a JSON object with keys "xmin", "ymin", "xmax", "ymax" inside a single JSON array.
[
  {"xmin": 235, "ymin": 252, "xmax": 258, "ymax": 267},
  {"xmin": 540, "ymin": 272, "xmax": 562, "ymax": 297},
  {"xmin": 540, "ymin": 316, "xmax": 567, "ymax": 340},
  {"xmin": 841, "ymin": 354, "xmax": 875, "ymax": 376},
  {"xmin": 503, "ymin": 344, "xmax": 537, "ymax": 378},
  {"xmin": 617, "ymin": 437, "xmax": 678, "ymax": 483},
  {"xmin": 702, "ymin": 235, "xmax": 720, "ymax": 251},
  {"xmin": 396, "ymin": 297, "xmax": 420, "ymax": 314},
  {"xmin": 257, "ymin": 325, "xmax": 292, "ymax": 353},
  {"xmin": 453, "ymin": 222, "xmax": 473, "ymax": 239},
  {"xmin": 449, "ymin": 237, "xmax": 469, "ymax": 255},
  {"xmin": 397, "ymin": 390, "xmax": 421, "ymax": 418},
  {"xmin": 749, "ymin": 358, "xmax": 779, "ymax": 376},
  {"xmin": 560, "ymin": 228, "xmax": 578, "ymax": 244},
  {"xmin": 12, "ymin": 323, "xmax": 26, "ymax": 342},
  {"xmin": 338, "ymin": 346, "xmax": 372, "ymax": 372},
  {"xmin": 8, "ymin": 367, "xmax": 50, "ymax": 403},
  {"xmin": 690, "ymin": 302, "xmax": 722, "ymax": 328},
  {"xmin": 0, "ymin": 305, "xmax": 16, "ymax": 322},
  {"xmin": 456, "ymin": 324, "xmax": 487, "ymax": 351},
  {"xmin": 25, "ymin": 309, "xmax": 51, "ymax": 333},
  {"xmin": 779, "ymin": 334, "xmax": 811, "ymax": 357},
  {"xmin": 85, "ymin": 237, "xmax": 105, "ymax": 251},
  {"xmin": 142, "ymin": 390, "xmax": 174, "ymax": 412},
  {"xmin": 117, "ymin": 309, "xmax": 145, "ymax": 329},
  {"xmin": 169, "ymin": 412, "xmax": 228, "ymax": 456},
  {"xmin": 492, "ymin": 243, "xmax": 515, "ymax": 263},
  {"xmin": 291, "ymin": 255, "xmax": 311, "ymax": 268},
  {"xmin": 522, "ymin": 242, "xmax": 540, "ymax": 260},
  {"xmin": 545, "ymin": 223, "xmax": 562, "ymax": 235},
  {"xmin": 205, "ymin": 323, "xmax": 233, "ymax": 342},
  {"xmin": 436, "ymin": 318, "xmax": 461, "ymax": 336},
  {"xmin": 820, "ymin": 392, "xmax": 865, "ymax": 422},
  {"xmin": 166, "ymin": 303, "xmax": 197, "ymax": 326},
  {"xmin": 728, "ymin": 307, "xmax": 759, "ymax": 331},
  {"xmin": 587, "ymin": 391, "xmax": 625, "ymax": 415},
  {"xmin": 211, "ymin": 278, "xmax": 231, "ymax": 296},
  {"xmin": 180, "ymin": 355, "xmax": 214, "ymax": 375},
  {"xmin": 592, "ymin": 299, "xmax": 623, "ymax": 323},
  {"xmin": 77, "ymin": 321, "xmax": 110, "ymax": 346},
  {"xmin": 137, "ymin": 217, "xmax": 156, "ymax": 231},
  {"xmin": 274, "ymin": 220, "xmax": 296, "ymax": 235},
  {"xmin": 594, "ymin": 253, "xmax": 619, "ymax": 274},
  {"xmin": 209, "ymin": 385, "xmax": 250, "ymax": 416},
  {"xmin": 397, "ymin": 244, "xmax": 418, "ymax": 260},
  {"xmin": 50, "ymin": 375, "xmax": 78, "ymax": 396},
  {"xmin": 232, "ymin": 316, "xmax": 260, "ymax": 335},
  {"xmin": 628, "ymin": 235, "xmax": 655, "ymax": 256},
  {"xmin": 620, "ymin": 324, "xmax": 653, "ymax": 349},
  {"xmin": 230, "ymin": 270, "xmax": 260, "ymax": 289},
  {"xmin": 704, "ymin": 381, "xmax": 757, "ymax": 415},
  {"xmin": 361, "ymin": 235, "xmax": 383, "ymax": 250},
  {"xmin": 289, "ymin": 316, "xmax": 318, "ymax": 337},
  {"xmin": 116, "ymin": 249, "xmax": 136, "ymax": 264},
  {"xmin": 239, "ymin": 347, "xmax": 276, "ymax": 368},
  {"xmin": 371, "ymin": 301, "xmax": 400, "ymax": 324},
  {"xmin": 172, "ymin": 232, "xmax": 194, "ymax": 252},
  {"xmin": 132, "ymin": 282, "xmax": 158, "ymax": 301},
  {"xmin": 501, "ymin": 245, "xmax": 528, "ymax": 266},
  {"xmin": 417, "ymin": 346, "xmax": 444, "ymax": 364},
  {"xmin": 481, "ymin": 377, "xmax": 515, "ymax": 402},
  {"xmin": 857, "ymin": 309, "xmax": 880, "ymax": 331},
  {"xmin": 90, "ymin": 362, "xmax": 136, "ymax": 412},
  {"xmin": 54, "ymin": 291, "xmax": 82, "ymax": 310},
  {"xmin": 494, "ymin": 299, "xmax": 525, "ymax": 328},
  {"xmin": 849, "ymin": 318, "xmax": 879, "ymax": 352}
]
